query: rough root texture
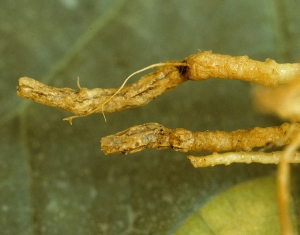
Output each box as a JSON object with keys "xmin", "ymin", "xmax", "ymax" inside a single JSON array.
[
  {"xmin": 101, "ymin": 122, "xmax": 300, "ymax": 155},
  {"xmin": 17, "ymin": 51, "xmax": 300, "ymax": 116}
]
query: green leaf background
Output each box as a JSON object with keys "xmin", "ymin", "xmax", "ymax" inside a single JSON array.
[{"xmin": 1, "ymin": 1, "xmax": 300, "ymax": 234}]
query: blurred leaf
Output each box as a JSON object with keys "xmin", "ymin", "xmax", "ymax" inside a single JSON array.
[{"xmin": 174, "ymin": 176, "xmax": 282, "ymax": 234}]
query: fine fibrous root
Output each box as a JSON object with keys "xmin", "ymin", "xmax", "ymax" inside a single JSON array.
[
  {"xmin": 17, "ymin": 51, "xmax": 300, "ymax": 123},
  {"xmin": 101, "ymin": 122, "xmax": 300, "ymax": 155}
]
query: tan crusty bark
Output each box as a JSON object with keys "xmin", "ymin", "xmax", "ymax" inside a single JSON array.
[
  {"xmin": 17, "ymin": 51, "xmax": 300, "ymax": 118},
  {"xmin": 101, "ymin": 122, "xmax": 300, "ymax": 155}
]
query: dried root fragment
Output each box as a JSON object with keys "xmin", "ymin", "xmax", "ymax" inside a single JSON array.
[
  {"xmin": 17, "ymin": 64, "xmax": 186, "ymax": 117},
  {"xmin": 188, "ymin": 151, "xmax": 300, "ymax": 167},
  {"xmin": 17, "ymin": 51, "xmax": 300, "ymax": 122},
  {"xmin": 101, "ymin": 122, "xmax": 300, "ymax": 155},
  {"xmin": 101, "ymin": 123, "xmax": 171, "ymax": 154}
]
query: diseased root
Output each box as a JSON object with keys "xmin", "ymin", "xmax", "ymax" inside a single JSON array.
[
  {"xmin": 17, "ymin": 64, "xmax": 187, "ymax": 124},
  {"xmin": 16, "ymin": 51, "xmax": 300, "ymax": 234},
  {"xmin": 101, "ymin": 122, "xmax": 300, "ymax": 155},
  {"xmin": 63, "ymin": 62, "xmax": 188, "ymax": 124},
  {"xmin": 17, "ymin": 51, "xmax": 300, "ymax": 123}
]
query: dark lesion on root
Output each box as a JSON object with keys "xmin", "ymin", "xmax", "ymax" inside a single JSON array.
[{"xmin": 176, "ymin": 60, "xmax": 188, "ymax": 77}]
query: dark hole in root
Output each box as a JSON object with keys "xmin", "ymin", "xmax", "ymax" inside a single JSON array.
[{"xmin": 176, "ymin": 60, "xmax": 188, "ymax": 76}]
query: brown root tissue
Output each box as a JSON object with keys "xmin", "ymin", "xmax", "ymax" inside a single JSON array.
[
  {"xmin": 17, "ymin": 65, "xmax": 185, "ymax": 116},
  {"xmin": 101, "ymin": 122, "xmax": 299, "ymax": 155},
  {"xmin": 17, "ymin": 51, "xmax": 300, "ymax": 117}
]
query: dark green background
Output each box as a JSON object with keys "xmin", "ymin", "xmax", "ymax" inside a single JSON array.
[{"xmin": 1, "ymin": 1, "xmax": 299, "ymax": 234}]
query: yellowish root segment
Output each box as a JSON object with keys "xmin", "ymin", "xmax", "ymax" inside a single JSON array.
[
  {"xmin": 63, "ymin": 62, "xmax": 188, "ymax": 124},
  {"xmin": 188, "ymin": 151, "xmax": 300, "ymax": 167}
]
